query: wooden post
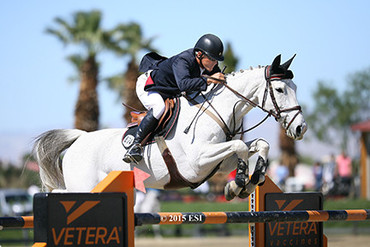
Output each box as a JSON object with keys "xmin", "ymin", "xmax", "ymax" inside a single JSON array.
[
  {"xmin": 249, "ymin": 176, "xmax": 282, "ymax": 247},
  {"xmin": 91, "ymin": 171, "xmax": 135, "ymax": 247},
  {"xmin": 249, "ymin": 176, "xmax": 328, "ymax": 247},
  {"xmin": 32, "ymin": 171, "xmax": 135, "ymax": 247}
]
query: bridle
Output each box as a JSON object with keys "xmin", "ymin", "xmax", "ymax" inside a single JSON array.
[
  {"xmin": 189, "ymin": 66, "xmax": 302, "ymax": 140},
  {"xmin": 260, "ymin": 66, "xmax": 302, "ymax": 129}
]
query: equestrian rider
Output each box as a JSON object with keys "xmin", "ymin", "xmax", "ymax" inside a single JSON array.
[{"xmin": 123, "ymin": 34, "xmax": 225, "ymax": 163}]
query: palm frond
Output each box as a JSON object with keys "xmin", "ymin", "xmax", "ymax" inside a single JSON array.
[
  {"xmin": 45, "ymin": 28, "xmax": 69, "ymax": 45},
  {"xmin": 54, "ymin": 17, "xmax": 74, "ymax": 34},
  {"xmin": 110, "ymin": 21, "xmax": 156, "ymax": 59}
]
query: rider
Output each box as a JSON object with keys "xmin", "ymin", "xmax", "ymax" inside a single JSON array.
[{"xmin": 123, "ymin": 34, "xmax": 226, "ymax": 163}]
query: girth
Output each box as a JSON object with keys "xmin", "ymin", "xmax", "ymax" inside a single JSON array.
[{"xmin": 156, "ymin": 136, "xmax": 222, "ymax": 190}]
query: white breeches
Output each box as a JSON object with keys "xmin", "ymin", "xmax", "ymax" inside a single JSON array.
[{"xmin": 136, "ymin": 71, "xmax": 166, "ymax": 120}]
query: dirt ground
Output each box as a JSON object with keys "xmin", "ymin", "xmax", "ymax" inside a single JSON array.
[{"xmin": 136, "ymin": 234, "xmax": 370, "ymax": 247}]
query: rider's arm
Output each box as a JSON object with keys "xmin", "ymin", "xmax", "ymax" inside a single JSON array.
[{"xmin": 172, "ymin": 56, "xmax": 208, "ymax": 92}]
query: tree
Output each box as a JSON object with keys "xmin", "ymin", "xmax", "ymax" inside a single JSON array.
[
  {"xmin": 279, "ymin": 126, "xmax": 298, "ymax": 176},
  {"xmin": 220, "ymin": 42, "xmax": 238, "ymax": 74},
  {"xmin": 307, "ymin": 67, "xmax": 370, "ymax": 152},
  {"xmin": 0, "ymin": 159, "xmax": 39, "ymax": 188},
  {"xmin": 46, "ymin": 10, "xmax": 117, "ymax": 131},
  {"xmin": 106, "ymin": 22, "xmax": 157, "ymax": 123}
]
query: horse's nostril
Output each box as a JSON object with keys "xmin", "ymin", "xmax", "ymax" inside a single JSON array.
[{"xmin": 296, "ymin": 125, "xmax": 302, "ymax": 136}]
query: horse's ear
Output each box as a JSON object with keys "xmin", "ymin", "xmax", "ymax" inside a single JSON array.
[
  {"xmin": 281, "ymin": 54, "xmax": 296, "ymax": 70},
  {"xmin": 272, "ymin": 54, "xmax": 281, "ymax": 67},
  {"xmin": 270, "ymin": 54, "xmax": 281, "ymax": 74}
]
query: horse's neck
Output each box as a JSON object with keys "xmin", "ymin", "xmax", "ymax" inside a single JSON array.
[
  {"xmin": 179, "ymin": 68, "xmax": 266, "ymax": 140},
  {"xmin": 210, "ymin": 68, "xmax": 266, "ymax": 124}
]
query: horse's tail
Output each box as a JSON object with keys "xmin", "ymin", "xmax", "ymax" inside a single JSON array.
[{"xmin": 33, "ymin": 129, "xmax": 86, "ymax": 191}]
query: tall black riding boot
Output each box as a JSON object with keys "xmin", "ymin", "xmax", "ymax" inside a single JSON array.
[{"xmin": 123, "ymin": 109, "xmax": 159, "ymax": 163}]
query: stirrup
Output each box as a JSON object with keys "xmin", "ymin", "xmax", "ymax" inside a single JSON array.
[{"xmin": 123, "ymin": 144, "xmax": 143, "ymax": 164}]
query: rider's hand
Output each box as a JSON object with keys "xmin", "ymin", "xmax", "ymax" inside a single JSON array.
[{"xmin": 207, "ymin": 72, "xmax": 225, "ymax": 85}]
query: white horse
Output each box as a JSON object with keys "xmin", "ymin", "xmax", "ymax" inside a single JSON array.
[{"xmin": 34, "ymin": 54, "xmax": 307, "ymax": 200}]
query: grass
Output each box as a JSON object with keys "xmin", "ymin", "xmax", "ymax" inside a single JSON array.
[
  {"xmin": 0, "ymin": 229, "xmax": 33, "ymax": 246},
  {"xmin": 323, "ymin": 198, "xmax": 370, "ymax": 210},
  {"xmin": 161, "ymin": 200, "xmax": 250, "ymax": 212},
  {"xmin": 323, "ymin": 198, "xmax": 370, "ymax": 228},
  {"xmin": 160, "ymin": 197, "xmax": 370, "ymax": 213}
]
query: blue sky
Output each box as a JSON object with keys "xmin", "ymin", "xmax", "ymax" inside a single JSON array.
[{"xmin": 0, "ymin": 0, "xmax": 369, "ymax": 163}]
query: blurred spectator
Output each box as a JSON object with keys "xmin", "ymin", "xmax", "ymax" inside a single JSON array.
[
  {"xmin": 336, "ymin": 151, "xmax": 352, "ymax": 178},
  {"xmin": 336, "ymin": 151, "xmax": 352, "ymax": 196},
  {"xmin": 276, "ymin": 162, "xmax": 289, "ymax": 189},
  {"xmin": 322, "ymin": 154, "xmax": 336, "ymax": 195},
  {"xmin": 313, "ymin": 161, "xmax": 323, "ymax": 191}
]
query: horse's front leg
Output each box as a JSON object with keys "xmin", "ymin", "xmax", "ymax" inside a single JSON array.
[
  {"xmin": 197, "ymin": 140, "xmax": 249, "ymax": 200},
  {"xmin": 224, "ymin": 158, "xmax": 250, "ymax": 200},
  {"xmin": 238, "ymin": 138, "xmax": 270, "ymax": 199}
]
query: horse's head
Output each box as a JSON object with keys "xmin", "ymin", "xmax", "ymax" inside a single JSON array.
[{"xmin": 262, "ymin": 54, "xmax": 307, "ymax": 140}]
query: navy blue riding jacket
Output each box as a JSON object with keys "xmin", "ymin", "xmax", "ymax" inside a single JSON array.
[{"xmin": 140, "ymin": 49, "xmax": 221, "ymax": 99}]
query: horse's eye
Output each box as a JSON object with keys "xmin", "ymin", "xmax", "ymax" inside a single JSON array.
[{"xmin": 275, "ymin": 88, "xmax": 284, "ymax": 93}]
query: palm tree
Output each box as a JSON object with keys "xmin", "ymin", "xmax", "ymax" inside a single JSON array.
[
  {"xmin": 107, "ymin": 22, "xmax": 157, "ymax": 123},
  {"xmin": 46, "ymin": 10, "xmax": 117, "ymax": 131}
]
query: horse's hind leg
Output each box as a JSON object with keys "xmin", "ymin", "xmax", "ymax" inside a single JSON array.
[{"xmin": 62, "ymin": 142, "xmax": 101, "ymax": 192}]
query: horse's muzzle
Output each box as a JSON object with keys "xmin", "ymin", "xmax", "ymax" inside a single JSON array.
[{"xmin": 295, "ymin": 122, "xmax": 307, "ymax": 140}]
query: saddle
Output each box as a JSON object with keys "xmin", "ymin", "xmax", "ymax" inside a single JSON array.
[{"xmin": 122, "ymin": 98, "xmax": 180, "ymax": 150}]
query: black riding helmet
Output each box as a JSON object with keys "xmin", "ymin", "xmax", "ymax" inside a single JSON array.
[{"xmin": 194, "ymin": 34, "xmax": 224, "ymax": 61}]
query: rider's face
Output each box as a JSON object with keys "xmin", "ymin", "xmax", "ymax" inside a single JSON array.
[
  {"xmin": 203, "ymin": 54, "xmax": 218, "ymax": 72},
  {"xmin": 197, "ymin": 52, "xmax": 218, "ymax": 72}
]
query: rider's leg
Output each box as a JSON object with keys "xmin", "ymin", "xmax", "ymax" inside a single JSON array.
[
  {"xmin": 135, "ymin": 72, "xmax": 166, "ymax": 120},
  {"xmin": 123, "ymin": 108, "xmax": 160, "ymax": 162},
  {"xmin": 123, "ymin": 73, "xmax": 165, "ymax": 163}
]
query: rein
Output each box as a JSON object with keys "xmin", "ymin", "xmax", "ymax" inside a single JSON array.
[{"xmin": 196, "ymin": 67, "xmax": 302, "ymax": 139}]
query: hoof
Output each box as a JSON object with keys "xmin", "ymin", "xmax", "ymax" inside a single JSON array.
[
  {"xmin": 238, "ymin": 189, "xmax": 251, "ymax": 199},
  {"xmin": 251, "ymin": 172, "xmax": 265, "ymax": 186},
  {"xmin": 238, "ymin": 181, "xmax": 258, "ymax": 199},
  {"xmin": 224, "ymin": 182, "xmax": 236, "ymax": 201},
  {"xmin": 224, "ymin": 181, "xmax": 239, "ymax": 201},
  {"xmin": 258, "ymin": 178, "xmax": 266, "ymax": 186}
]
